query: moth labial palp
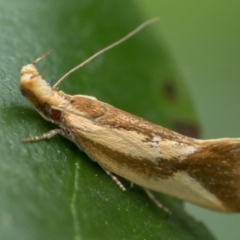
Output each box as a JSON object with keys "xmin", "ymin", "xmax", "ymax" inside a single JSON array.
[{"xmin": 20, "ymin": 18, "xmax": 240, "ymax": 214}]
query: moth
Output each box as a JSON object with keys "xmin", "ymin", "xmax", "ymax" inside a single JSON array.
[{"xmin": 20, "ymin": 19, "xmax": 240, "ymax": 214}]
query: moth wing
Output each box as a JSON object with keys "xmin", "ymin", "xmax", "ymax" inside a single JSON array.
[{"xmin": 61, "ymin": 96, "xmax": 240, "ymax": 212}]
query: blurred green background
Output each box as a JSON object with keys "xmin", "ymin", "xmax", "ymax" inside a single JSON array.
[
  {"xmin": 135, "ymin": 1, "xmax": 240, "ymax": 240},
  {"xmin": 0, "ymin": 0, "xmax": 240, "ymax": 239}
]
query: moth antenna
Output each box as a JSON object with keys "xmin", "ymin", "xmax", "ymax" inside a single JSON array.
[
  {"xmin": 52, "ymin": 18, "xmax": 159, "ymax": 90},
  {"xmin": 32, "ymin": 50, "xmax": 53, "ymax": 65}
]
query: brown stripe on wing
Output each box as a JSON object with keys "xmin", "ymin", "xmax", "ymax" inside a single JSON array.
[
  {"xmin": 182, "ymin": 139, "xmax": 240, "ymax": 212},
  {"xmin": 97, "ymin": 101, "xmax": 196, "ymax": 143}
]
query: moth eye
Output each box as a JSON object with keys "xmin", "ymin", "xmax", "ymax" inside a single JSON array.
[{"xmin": 49, "ymin": 108, "xmax": 61, "ymax": 121}]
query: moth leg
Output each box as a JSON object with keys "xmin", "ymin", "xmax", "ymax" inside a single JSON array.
[
  {"xmin": 22, "ymin": 129, "xmax": 62, "ymax": 142},
  {"xmin": 101, "ymin": 166, "xmax": 126, "ymax": 191},
  {"xmin": 144, "ymin": 188, "xmax": 172, "ymax": 215}
]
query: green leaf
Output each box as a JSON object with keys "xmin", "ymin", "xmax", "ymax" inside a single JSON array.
[{"xmin": 0, "ymin": 0, "xmax": 214, "ymax": 239}]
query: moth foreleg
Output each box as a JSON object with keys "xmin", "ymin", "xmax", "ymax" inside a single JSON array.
[
  {"xmin": 100, "ymin": 166, "xmax": 126, "ymax": 191},
  {"xmin": 22, "ymin": 129, "xmax": 62, "ymax": 142},
  {"xmin": 144, "ymin": 188, "xmax": 172, "ymax": 215}
]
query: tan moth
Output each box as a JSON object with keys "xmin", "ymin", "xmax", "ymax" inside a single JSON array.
[{"xmin": 20, "ymin": 19, "xmax": 240, "ymax": 214}]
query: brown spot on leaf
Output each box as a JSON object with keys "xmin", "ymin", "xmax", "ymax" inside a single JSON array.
[
  {"xmin": 163, "ymin": 80, "xmax": 178, "ymax": 102},
  {"xmin": 174, "ymin": 120, "xmax": 200, "ymax": 138}
]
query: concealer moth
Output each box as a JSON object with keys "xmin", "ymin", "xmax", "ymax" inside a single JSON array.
[{"xmin": 20, "ymin": 19, "xmax": 240, "ymax": 214}]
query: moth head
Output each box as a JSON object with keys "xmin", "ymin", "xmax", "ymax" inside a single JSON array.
[
  {"xmin": 20, "ymin": 61, "xmax": 52, "ymax": 113},
  {"xmin": 19, "ymin": 51, "xmax": 63, "ymax": 122}
]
